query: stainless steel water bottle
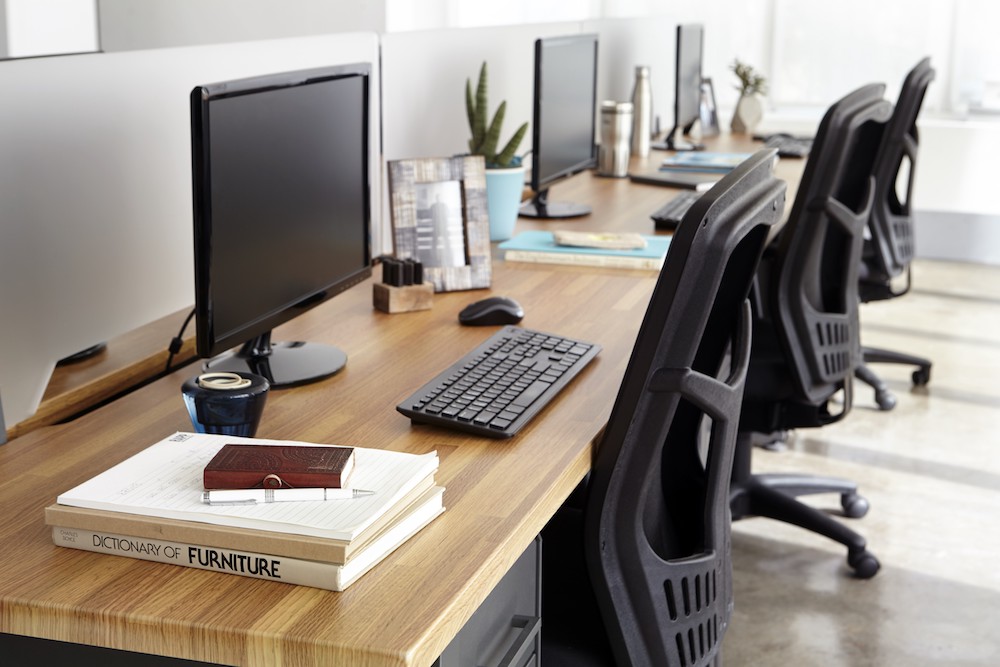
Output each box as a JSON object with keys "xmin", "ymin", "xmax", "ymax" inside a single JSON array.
[
  {"xmin": 631, "ymin": 66, "xmax": 652, "ymax": 157},
  {"xmin": 598, "ymin": 101, "xmax": 633, "ymax": 178}
]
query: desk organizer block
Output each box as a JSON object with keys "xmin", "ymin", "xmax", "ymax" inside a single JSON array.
[{"xmin": 373, "ymin": 282, "xmax": 434, "ymax": 314}]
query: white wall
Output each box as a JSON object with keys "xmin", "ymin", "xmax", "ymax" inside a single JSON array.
[
  {"xmin": 97, "ymin": 0, "xmax": 385, "ymax": 51},
  {"xmin": 2, "ymin": 0, "xmax": 98, "ymax": 58},
  {"xmin": 0, "ymin": 33, "xmax": 381, "ymax": 428},
  {"xmin": 584, "ymin": 8, "xmax": 770, "ymax": 132},
  {"xmin": 381, "ymin": 22, "xmax": 579, "ymax": 163}
]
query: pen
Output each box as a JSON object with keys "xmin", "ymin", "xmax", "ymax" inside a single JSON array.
[{"xmin": 201, "ymin": 488, "xmax": 376, "ymax": 505}]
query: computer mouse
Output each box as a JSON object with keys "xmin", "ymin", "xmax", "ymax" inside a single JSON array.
[{"xmin": 458, "ymin": 296, "xmax": 525, "ymax": 326}]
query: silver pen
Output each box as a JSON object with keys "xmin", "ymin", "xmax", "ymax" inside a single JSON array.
[{"xmin": 201, "ymin": 487, "xmax": 376, "ymax": 505}]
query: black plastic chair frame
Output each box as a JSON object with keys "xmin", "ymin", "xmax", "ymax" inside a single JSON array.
[
  {"xmin": 730, "ymin": 84, "xmax": 893, "ymax": 579},
  {"xmin": 541, "ymin": 150, "xmax": 785, "ymax": 667},
  {"xmin": 855, "ymin": 58, "xmax": 936, "ymax": 410}
]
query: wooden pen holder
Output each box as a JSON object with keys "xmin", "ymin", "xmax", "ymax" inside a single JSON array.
[{"xmin": 373, "ymin": 282, "xmax": 434, "ymax": 314}]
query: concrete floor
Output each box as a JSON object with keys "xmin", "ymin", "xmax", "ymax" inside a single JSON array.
[{"xmin": 723, "ymin": 259, "xmax": 1000, "ymax": 666}]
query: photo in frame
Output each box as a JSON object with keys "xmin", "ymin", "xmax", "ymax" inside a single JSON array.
[
  {"xmin": 699, "ymin": 77, "xmax": 721, "ymax": 137},
  {"xmin": 387, "ymin": 155, "xmax": 491, "ymax": 292}
]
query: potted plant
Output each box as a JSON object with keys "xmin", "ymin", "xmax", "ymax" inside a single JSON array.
[
  {"xmin": 466, "ymin": 61, "xmax": 529, "ymax": 241},
  {"xmin": 730, "ymin": 59, "xmax": 768, "ymax": 134}
]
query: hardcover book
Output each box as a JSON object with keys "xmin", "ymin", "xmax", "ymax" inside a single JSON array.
[
  {"xmin": 50, "ymin": 485, "xmax": 444, "ymax": 592},
  {"xmin": 500, "ymin": 231, "xmax": 670, "ymax": 271},
  {"xmin": 46, "ymin": 475, "xmax": 439, "ymax": 564},
  {"xmin": 658, "ymin": 151, "xmax": 754, "ymax": 173},
  {"xmin": 203, "ymin": 443, "xmax": 355, "ymax": 489},
  {"xmin": 53, "ymin": 432, "xmax": 440, "ymax": 542},
  {"xmin": 629, "ymin": 170, "xmax": 719, "ymax": 191}
]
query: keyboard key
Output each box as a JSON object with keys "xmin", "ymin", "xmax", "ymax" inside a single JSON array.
[{"xmin": 512, "ymin": 380, "xmax": 552, "ymax": 408}]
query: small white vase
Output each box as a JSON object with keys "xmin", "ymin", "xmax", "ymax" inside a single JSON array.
[{"xmin": 731, "ymin": 93, "xmax": 764, "ymax": 134}]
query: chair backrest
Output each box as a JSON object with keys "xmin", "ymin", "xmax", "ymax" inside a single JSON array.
[
  {"xmin": 861, "ymin": 57, "xmax": 935, "ymax": 296},
  {"xmin": 584, "ymin": 149, "xmax": 786, "ymax": 667},
  {"xmin": 768, "ymin": 84, "xmax": 893, "ymax": 411}
]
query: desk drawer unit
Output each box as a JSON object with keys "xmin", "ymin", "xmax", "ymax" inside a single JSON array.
[{"xmin": 434, "ymin": 536, "xmax": 541, "ymax": 667}]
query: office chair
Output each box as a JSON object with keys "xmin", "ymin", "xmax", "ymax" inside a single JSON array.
[
  {"xmin": 729, "ymin": 84, "xmax": 893, "ymax": 579},
  {"xmin": 542, "ymin": 149, "xmax": 786, "ymax": 666},
  {"xmin": 855, "ymin": 58, "xmax": 936, "ymax": 410}
]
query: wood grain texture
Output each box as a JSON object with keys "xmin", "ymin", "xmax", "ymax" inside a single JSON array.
[
  {"xmin": 6, "ymin": 307, "xmax": 197, "ymax": 440},
  {"xmin": 0, "ymin": 138, "xmax": 804, "ymax": 666}
]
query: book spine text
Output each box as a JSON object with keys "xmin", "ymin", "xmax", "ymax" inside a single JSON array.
[{"xmin": 52, "ymin": 526, "xmax": 346, "ymax": 591}]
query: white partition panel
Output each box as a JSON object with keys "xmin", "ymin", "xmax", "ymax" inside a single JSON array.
[
  {"xmin": 0, "ymin": 32, "xmax": 381, "ymax": 428},
  {"xmin": 379, "ymin": 22, "xmax": 584, "ymax": 256},
  {"xmin": 380, "ymin": 22, "xmax": 582, "ymax": 162}
]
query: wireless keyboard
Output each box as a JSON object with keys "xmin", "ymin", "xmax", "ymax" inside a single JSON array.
[
  {"xmin": 763, "ymin": 134, "xmax": 812, "ymax": 158},
  {"xmin": 397, "ymin": 326, "xmax": 601, "ymax": 438},
  {"xmin": 651, "ymin": 190, "xmax": 702, "ymax": 231}
]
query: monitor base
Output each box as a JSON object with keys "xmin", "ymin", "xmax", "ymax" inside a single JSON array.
[
  {"xmin": 518, "ymin": 190, "xmax": 591, "ymax": 219},
  {"xmin": 653, "ymin": 126, "xmax": 705, "ymax": 152},
  {"xmin": 205, "ymin": 339, "xmax": 346, "ymax": 388},
  {"xmin": 651, "ymin": 139, "xmax": 705, "ymax": 152}
]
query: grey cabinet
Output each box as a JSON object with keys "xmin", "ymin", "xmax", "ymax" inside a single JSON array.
[{"xmin": 435, "ymin": 536, "xmax": 541, "ymax": 667}]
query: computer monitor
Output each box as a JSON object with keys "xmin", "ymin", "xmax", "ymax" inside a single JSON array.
[
  {"xmin": 190, "ymin": 63, "xmax": 372, "ymax": 387},
  {"xmin": 660, "ymin": 24, "xmax": 705, "ymax": 152},
  {"xmin": 519, "ymin": 33, "xmax": 599, "ymax": 219}
]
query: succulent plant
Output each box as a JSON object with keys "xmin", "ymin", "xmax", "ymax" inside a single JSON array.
[{"xmin": 465, "ymin": 61, "xmax": 528, "ymax": 169}]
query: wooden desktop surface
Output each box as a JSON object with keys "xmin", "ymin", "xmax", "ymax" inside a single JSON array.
[{"xmin": 0, "ymin": 137, "xmax": 805, "ymax": 666}]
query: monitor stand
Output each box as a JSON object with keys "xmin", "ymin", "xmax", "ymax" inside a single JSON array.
[
  {"xmin": 651, "ymin": 126, "xmax": 705, "ymax": 152},
  {"xmin": 518, "ymin": 188, "xmax": 591, "ymax": 219},
  {"xmin": 204, "ymin": 331, "xmax": 346, "ymax": 387}
]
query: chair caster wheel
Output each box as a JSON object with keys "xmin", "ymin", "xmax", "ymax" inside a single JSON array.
[
  {"xmin": 874, "ymin": 388, "xmax": 896, "ymax": 411},
  {"xmin": 847, "ymin": 549, "xmax": 880, "ymax": 579},
  {"xmin": 912, "ymin": 367, "xmax": 931, "ymax": 386},
  {"xmin": 841, "ymin": 492, "xmax": 869, "ymax": 518}
]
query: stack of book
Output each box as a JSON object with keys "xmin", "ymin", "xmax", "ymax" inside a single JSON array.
[
  {"xmin": 658, "ymin": 151, "xmax": 755, "ymax": 174},
  {"xmin": 46, "ymin": 432, "xmax": 443, "ymax": 592},
  {"xmin": 499, "ymin": 230, "xmax": 671, "ymax": 270}
]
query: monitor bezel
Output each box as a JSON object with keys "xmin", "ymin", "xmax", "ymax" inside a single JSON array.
[
  {"xmin": 528, "ymin": 33, "xmax": 599, "ymax": 194},
  {"xmin": 191, "ymin": 62, "xmax": 373, "ymax": 361},
  {"xmin": 666, "ymin": 23, "xmax": 705, "ymax": 151}
]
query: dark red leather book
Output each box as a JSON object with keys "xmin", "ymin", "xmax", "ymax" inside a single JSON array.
[{"xmin": 203, "ymin": 444, "xmax": 355, "ymax": 490}]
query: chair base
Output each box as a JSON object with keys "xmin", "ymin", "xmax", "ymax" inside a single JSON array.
[
  {"xmin": 855, "ymin": 345, "xmax": 932, "ymax": 411},
  {"xmin": 730, "ymin": 433, "xmax": 880, "ymax": 579}
]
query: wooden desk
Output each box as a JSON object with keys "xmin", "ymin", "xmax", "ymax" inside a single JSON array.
[{"xmin": 0, "ymin": 138, "xmax": 804, "ymax": 666}]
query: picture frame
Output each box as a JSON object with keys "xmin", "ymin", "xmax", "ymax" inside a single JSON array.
[
  {"xmin": 699, "ymin": 77, "xmax": 721, "ymax": 137},
  {"xmin": 387, "ymin": 155, "xmax": 492, "ymax": 292}
]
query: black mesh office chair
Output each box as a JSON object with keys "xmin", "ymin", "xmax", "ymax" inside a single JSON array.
[
  {"xmin": 729, "ymin": 85, "xmax": 893, "ymax": 579},
  {"xmin": 542, "ymin": 149, "xmax": 786, "ymax": 666},
  {"xmin": 855, "ymin": 58, "xmax": 936, "ymax": 410}
]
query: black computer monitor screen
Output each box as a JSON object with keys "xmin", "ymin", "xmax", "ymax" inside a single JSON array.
[
  {"xmin": 519, "ymin": 33, "xmax": 598, "ymax": 219},
  {"xmin": 191, "ymin": 64, "xmax": 372, "ymax": 387},
  {"xmin": 665, "ymin": 24, "xmax": 705, "ymax": 152}
]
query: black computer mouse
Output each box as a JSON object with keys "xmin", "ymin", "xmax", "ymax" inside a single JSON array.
[{"xmin": 458, "ymin": 296, "xmax": 525, "ymax": 326}]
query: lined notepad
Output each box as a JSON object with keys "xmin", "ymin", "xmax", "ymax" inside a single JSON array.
[{"xmin": 56, "ymin": 432, "xmax": 439, "ymax": 541}]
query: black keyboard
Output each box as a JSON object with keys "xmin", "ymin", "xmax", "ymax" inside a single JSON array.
[
  {"xmin": 651, "ymin": 190, "xmax": 701, "ymax": 231},
  {"xmin": 396, "ymin": 326, "xmax": 601, "ymax": 438},
  {"xmin": 763, "ymin": 134, "xmax": 812, "ymax": 158}
]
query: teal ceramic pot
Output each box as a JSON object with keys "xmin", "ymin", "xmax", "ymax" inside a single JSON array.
[{"xmin": 485, "ymin": 166, "xmax": 525, "ymax": 242}]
